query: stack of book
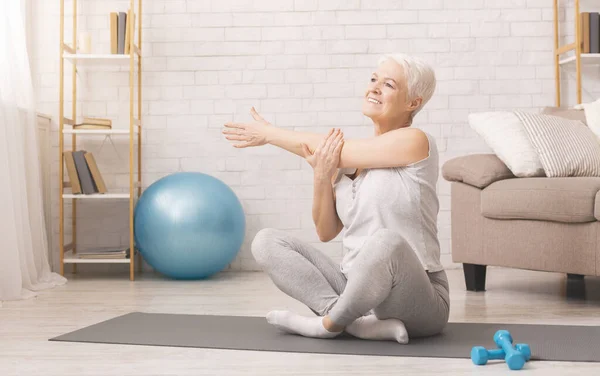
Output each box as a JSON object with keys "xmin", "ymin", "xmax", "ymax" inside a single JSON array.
[
  {"xmin": 64, "ymin": 149, "xmax": 107, "ymax": 195},
  {"xmin": 75, "ymin": 247, "xmax": 135, "ymax": 259},
  {"xmin": 74, "ymin": 117, "xmax": 112, "ymax": 130},
  {"xmin": 110, "ymin": 9, "xmax": 136, "ymax": 54},
  {"xmin": 581, "ymin": 12, "xmax": 600, "ymax": 53}
]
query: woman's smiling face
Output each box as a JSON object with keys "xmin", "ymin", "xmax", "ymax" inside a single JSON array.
[{"xmin": 362, "ymin": 58, "xmax": 414, "ymax": 126}]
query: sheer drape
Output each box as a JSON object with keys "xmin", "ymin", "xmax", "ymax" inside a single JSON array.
[{"xmin": 0, "ymin": 0, "xmax": 66, "ymax": 303}]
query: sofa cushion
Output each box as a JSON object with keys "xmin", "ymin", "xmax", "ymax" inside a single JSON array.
[
  {"xmin": 442, "ymin": 154, "xmax": 515, "ymax": 189},
  {"xmin": 482, "ymin": 177, "xmax": 600, "ymax": 223}
]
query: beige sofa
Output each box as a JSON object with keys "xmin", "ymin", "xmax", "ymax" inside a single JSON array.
[{"xmin": 442, "ymin": 108, "xmax": 600, "ymax": 291}]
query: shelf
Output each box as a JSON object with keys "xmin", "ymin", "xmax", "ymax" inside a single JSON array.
[
  {"xmin": 59, "ymin": 0, "xmax": 142, "ymax": 281},
  {"xmin": 63, "ymin": 250, "xmax": 131, "ymax": 264},
  {"xmin": 63, "ymin": 127, "xmax": 139, "ymax": 135},
  {"xmin": 62, "ymin": 51, "xmax": 139, "ymax": 64},
  {"xmin": 559, "ymin": 53, "xmax": 600, "ymax": 65},
  {"xmin": 63, "ymin": 193, "xmax": 131, "ymax": 199}
]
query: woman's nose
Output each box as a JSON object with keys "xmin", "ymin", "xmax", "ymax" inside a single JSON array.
[{"xmin": 370, "ymin": 86, "xmax": 381, "ymax": 95}]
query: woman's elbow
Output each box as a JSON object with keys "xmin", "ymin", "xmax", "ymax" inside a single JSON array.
[
  {"xmin": 317, "ymin": 223, "xmax": 342, "ymax": 242},
  {"xmin": 317, "ymin": 231, "xmax": 333, "ymax": 242},
  {"xmin": 316, "ymin": 227, "xmax": 338, "ymax": 242}
]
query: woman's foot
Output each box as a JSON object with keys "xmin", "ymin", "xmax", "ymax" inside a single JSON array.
[
  {"xmin": 266, "ymin": 310, "xmax": 342, "ymax": 339},
  {"xmin": 345, "ymin": 314, "xmax": 409, "ymax": 344}
]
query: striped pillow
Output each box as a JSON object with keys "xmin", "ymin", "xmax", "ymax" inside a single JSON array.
[{"xmin": 514, "ymin": 111, "xmax": 600, "ymax": 177}]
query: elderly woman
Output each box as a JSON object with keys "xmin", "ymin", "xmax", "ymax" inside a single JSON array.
[{"xmin": 222, "ymin": 54, "xmax": 449, "ymax": 343}]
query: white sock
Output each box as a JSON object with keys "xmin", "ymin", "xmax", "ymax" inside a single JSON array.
[
  {"xmin": 345, "ymin": 314, "xmax": 409, "ymax": 344},
  {"xmin": 266, "ymin": 310, "xmax": 342, "ymax": 339}
]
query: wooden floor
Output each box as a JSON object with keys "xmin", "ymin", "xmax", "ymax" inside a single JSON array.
[{"xmin": 2, "ymin": 267, "xmax": 600, "ymax": 375}]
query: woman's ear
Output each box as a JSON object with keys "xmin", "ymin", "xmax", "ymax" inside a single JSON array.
[{"xmin": 408, "ymin": 97, "xmax": 422, "ymax": 111}]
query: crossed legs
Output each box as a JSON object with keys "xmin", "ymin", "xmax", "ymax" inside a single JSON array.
[{"xmin": 251, "ymin": 228, "xmax": 449, "ymax": 342}]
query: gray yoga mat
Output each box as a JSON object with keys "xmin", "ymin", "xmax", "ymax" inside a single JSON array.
[{"xmin": 50, "ymin": 312, "xmax": 600, "ymax": 363}]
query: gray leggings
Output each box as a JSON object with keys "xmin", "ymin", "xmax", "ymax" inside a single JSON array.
[{"xmin": 251, "ymin": 228, "xmax": 451, "ymax": 338}]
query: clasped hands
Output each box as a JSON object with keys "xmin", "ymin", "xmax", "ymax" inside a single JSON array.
[{"xmin": 223, "ymin": 108, "xmax": 344, "ymax": 182}]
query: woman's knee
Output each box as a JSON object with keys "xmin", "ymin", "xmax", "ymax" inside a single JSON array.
[
  {"xmin": 368, "ymin": 229, "xmax": 413, "ymax": 259},
  {"xmin": 250, "ymin": 228, "xmax": 286, "ymax": 264}
]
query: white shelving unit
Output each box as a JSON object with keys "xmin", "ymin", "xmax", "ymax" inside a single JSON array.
[{"xmin": 59, "ymin": 0, "xmax": 143, "ymax": 279}]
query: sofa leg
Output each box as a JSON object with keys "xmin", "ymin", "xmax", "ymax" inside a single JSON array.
[
  {"xmin": 463, "ymin": 264, "xmax": 487, "ymax": 292},
  {"xmin": 566, "ymin": 274, "xmax": 586, "ymax": 299}
]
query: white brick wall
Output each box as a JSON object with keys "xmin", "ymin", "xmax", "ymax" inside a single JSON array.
[{"xmin": 32, "ymin": 0, "xmax": 600, "ymax": 274}]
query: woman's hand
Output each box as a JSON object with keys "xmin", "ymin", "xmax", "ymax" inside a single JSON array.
[
  {"xmin": 223, "ymin": 107, "xmax": 271, "ymax": 148},
  {"xmin": 301, "ymin": 128, "xmax": 344, "ymax": 181}
]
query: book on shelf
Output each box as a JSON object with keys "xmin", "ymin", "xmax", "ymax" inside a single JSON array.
[
  {"xmin": 111, "ymin": 9, "xmax": 135, "ymax": 55},
  {"xmin": 83, "ymin": 117, "xmax": 112, "ymax": 126},
  {"xmin": 581, "ymin": 12, "xmax": 600, "ymax": 53},
  {"xmin": 84, "ymin": 152, "xmax": 108, "ymax": 193},
  {"xmin": 73, "ymin": 124, "xmax": 112, "ymax": 129},
  {"xmin": 72, "ymin": 150, "xmax": 97, "ymax": 194},
  {"xmin": 63, "ymin": 150, "xmax": 107, "ymax": 195},
  {"xmin": 110, "ymin": 12, "xmax": 118, "ymax": 54},
  {"xmin": 75, "ymin": 247, "xmax": 136, "ymax": 259},
  {"xmin": 74, "ymin": 117, "xmax": 112, "ymax": 129},
  {"xmin": 63, "ymin": 151, "xmax": 82, "ymax": 194}
]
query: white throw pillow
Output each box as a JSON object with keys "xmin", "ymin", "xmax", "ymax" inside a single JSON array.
[
  {"xmin": 514, "ymin": 111, "xmax": 600, "ymax": 177},
  {"xmin": 574, "ymin": 99, "xmax": 600, "ymax": 142},
  {"xmin": 468, "ymin": 111, "xmax": 545, "ymax": 177}
]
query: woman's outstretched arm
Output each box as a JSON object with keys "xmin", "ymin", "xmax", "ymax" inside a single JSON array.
[
  {"xmin": 266, "ymin": 126, "xmax": 429, "ymax": 168},
  {"xmin": 266, "ymin": 127, "xmax": 330, "ymax": 158},
  {"xmin": 223, "ymin": 108, "xmax": 429, "ymax": 169}
]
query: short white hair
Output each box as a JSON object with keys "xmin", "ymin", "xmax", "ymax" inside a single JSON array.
[{"xmin": 377, "ymin": 54, "xmax": 436, "ymax": 122}]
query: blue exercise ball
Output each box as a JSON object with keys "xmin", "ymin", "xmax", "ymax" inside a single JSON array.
[{"xmin": 134, "ymin": 172, "xmax": 245, "ymax": 280}]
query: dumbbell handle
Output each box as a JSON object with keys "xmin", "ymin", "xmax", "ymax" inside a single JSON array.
[
  {"xmin": 493, "ymin": 330, "xmax": 531, "ymax": 361},
  {"xmin": 488, "ymin": 344, "xmax": 531, "ymax": 361},
  {"xmin": 495, "ymin": 331, "xmax": 527, "ymax": 371}
]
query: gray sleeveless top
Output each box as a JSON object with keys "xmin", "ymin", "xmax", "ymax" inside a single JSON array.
[{"xmin": 333, "ymin": 132, "xmax": 444, "ymax": 276}]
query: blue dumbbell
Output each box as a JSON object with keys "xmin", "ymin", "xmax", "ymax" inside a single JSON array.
[
  {"xmin": 493, "ymin": 330, "xmax": 528, "ymax": 370},
  {"xmin": 471, "ymin": 343, "xmax": 531, "ymax": 366}
]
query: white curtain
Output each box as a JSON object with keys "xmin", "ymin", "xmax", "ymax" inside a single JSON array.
[{"xmin": 0, "ymin": 0, "xmax": 66, "ymax": 303}]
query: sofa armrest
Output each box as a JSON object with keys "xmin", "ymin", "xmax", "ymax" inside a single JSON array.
[{"xmin": 442, "ymin": 154, "xmax": 516, "ymax": 189}]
